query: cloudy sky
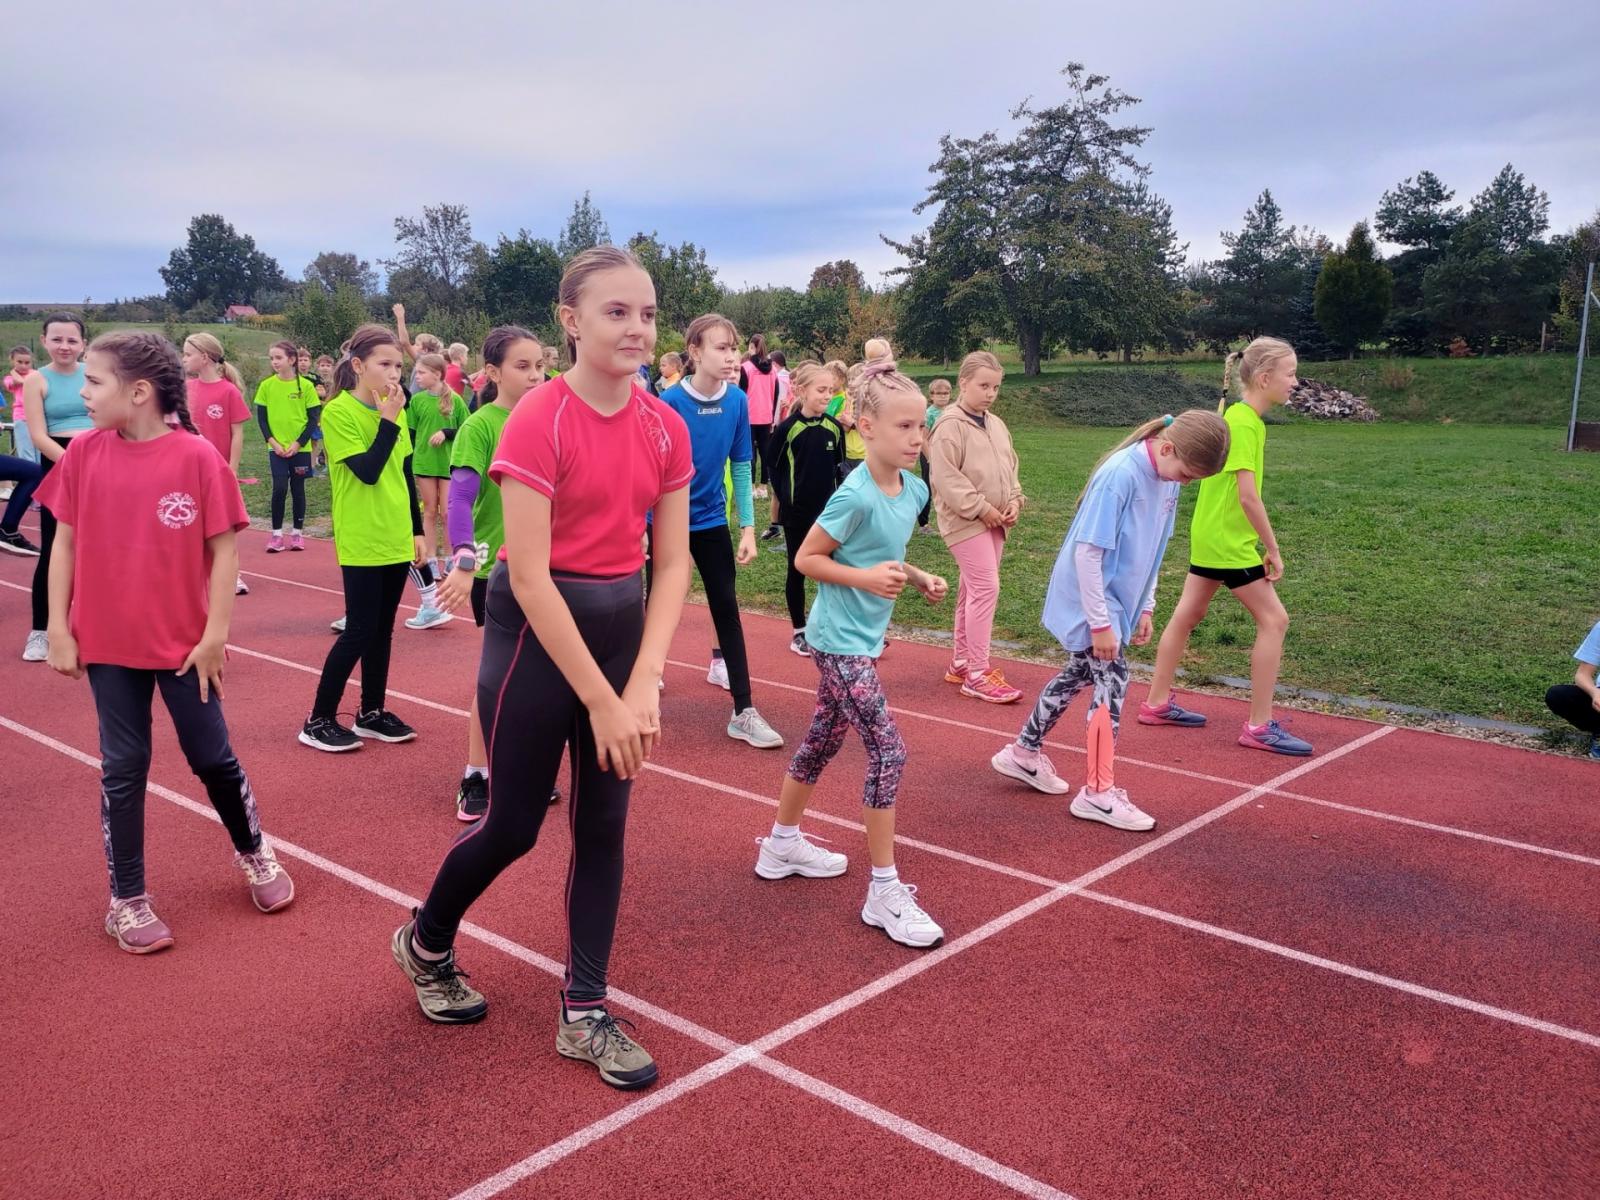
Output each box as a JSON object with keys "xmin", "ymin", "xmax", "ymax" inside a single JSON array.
[{"xmin": 6, "ymin": 0, "xmax": 1596, "ymax": 302}]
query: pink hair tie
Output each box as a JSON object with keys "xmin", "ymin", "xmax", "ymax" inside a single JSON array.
[
  {"xmin": 861, "ymin": 358, "xmax": 898, "ymax": 379},
  {"xmin": 163, "ymin": 411, "xmax": 181, "ymax": 427}
]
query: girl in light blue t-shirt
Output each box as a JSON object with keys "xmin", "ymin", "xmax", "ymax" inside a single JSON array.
[
  {"xmin": 1545, "ymin": 619, "xmax": 1600, "ymax": 758},
  {"xmin": 751, "ymin": 360, "xmax": 952, "ymax": 951},
  {"xmin": 991, "ymin": 410, "xmax": 1229, "ymax": 832}
]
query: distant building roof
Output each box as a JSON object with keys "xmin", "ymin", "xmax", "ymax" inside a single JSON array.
[{"xmin": 224, "ymin": 304, "xmax": 260, "ymax": 317}]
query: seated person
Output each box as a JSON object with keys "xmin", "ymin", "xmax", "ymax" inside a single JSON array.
[{"xmin": 1545, "ymin": 617, "xmax": 1600, "ymax": 760}]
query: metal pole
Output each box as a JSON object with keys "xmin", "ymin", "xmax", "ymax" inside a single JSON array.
[{"xmin": 1571, "ymin": 262, "xmax": 1595, "ymax": 452}]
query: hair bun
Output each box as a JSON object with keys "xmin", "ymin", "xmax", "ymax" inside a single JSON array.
[{"xmin": 861, "ymin": 358, "xmax": 899, "ymax": 380}]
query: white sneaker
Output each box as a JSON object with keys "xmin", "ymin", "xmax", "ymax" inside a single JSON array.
[
  {"xmin": 21, "ymin": 630, "xmax": 48, "ymax": 662},
  {"xmin": 405, "ymin": 606, "xmax": 453, "ymax": 631},
  {"xmin": 330, "ymin": 615, "xmax": 347, "ymax": 633},
  {"xmin": 990, "ymin": 743, "xmax": 1071, "ymax": 795},
  {"xmin": 235, "ymin": 574, "xmax": 250, "ymax": 596},
  {"xmin": 728, "ymin": 707, "xmax": 784, "ymax": 749},
  {"xmin": 1069, "ymin": 786, "xmax": 1155, "ymax": 832},
  {"xmin": 707, "ymin": 657, "xmax": 730, "ymax": 691},
  {"xmin": 861, "ymin": 880, "xmax": 944, "ymax": 948},
  {"xmin": 754, "ymin": 832, "xmax": 847, "ymax": 879}
]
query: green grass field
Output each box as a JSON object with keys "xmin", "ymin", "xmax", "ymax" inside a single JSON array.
[{"xmin": 9, "ymin": 323, "xmax": 1593, "ymax": 731}]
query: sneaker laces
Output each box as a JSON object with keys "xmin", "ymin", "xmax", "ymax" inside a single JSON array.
[
  {"xmin": 110, "ymin": 895, "xmax": 160, "ymax": 932},
  {"xmin": 414, "ymin": 953, "xmax": 475, "ymax": 1003},
  {"xmin": 583, "ymin": 1012, "xmax": 640, "ymax": 1059},
  {"xmin": 236, "ymin": 848, "xmax": 281, "ymax": 884},
  {"xmin": 879, "ymin": 881, "xmax": 928, "ymax": 920}
]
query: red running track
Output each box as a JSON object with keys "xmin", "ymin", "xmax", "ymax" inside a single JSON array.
[{"xmin": 1, "ymin": 528, "xmax": 1596, "ymax": 1200}]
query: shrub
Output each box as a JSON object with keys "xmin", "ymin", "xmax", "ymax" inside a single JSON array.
[
  {"xmin": 1378, "ymin": 363, "xmax": 1416, "ymax": 391},
  {"xmin": 1041, "ymin": 369, "xmax": 1218, "ymax": 426}
]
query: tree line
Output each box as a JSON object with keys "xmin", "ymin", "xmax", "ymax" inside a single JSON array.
[{"xmin": 52, "ymin": 62, "xmax": 1597, "ymax": 372}]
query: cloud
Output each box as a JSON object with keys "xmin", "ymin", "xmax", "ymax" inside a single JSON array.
[{"xmin": 4, "ymin": 0, "xmax": 1595, "ymax": 300}]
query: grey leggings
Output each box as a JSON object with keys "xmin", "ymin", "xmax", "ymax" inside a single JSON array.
[{"xmin": 1017, "ymin": 651, "xmax": 1129, "ymax": 751}]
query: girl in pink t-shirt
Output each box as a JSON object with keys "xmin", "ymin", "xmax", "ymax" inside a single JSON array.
[
  {"xmin": 182, "ymin": 333, "xmax": 252, "ymax": 597},
  {"xmin": 40, "ymin": 331, "xmax": 293, "ymax": 956},
  {"xmin": 399, "ymin": 246, "xmax": 693, "ymax": 1090}
]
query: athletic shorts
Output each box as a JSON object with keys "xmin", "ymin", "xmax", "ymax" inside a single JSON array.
[
  {"xmin": 1189, "ymin": 563, "xmax": 1268, "ymax": 590},
  {"xmin": 471, "ymin": 575, "xmax": 488, "ymax": 627}
]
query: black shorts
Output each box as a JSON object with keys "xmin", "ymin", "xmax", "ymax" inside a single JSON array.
[
  {"xmin": 1190, "ymin": 563, "xmax": 1268, "ymax": 590},
  {"xmin": 470, "ymin": 576, "xmax": 488, "ymax": 627}
]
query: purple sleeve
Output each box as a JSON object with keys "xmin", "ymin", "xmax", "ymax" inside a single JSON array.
[{"xmin": 447, "ymin": 465, "xmax": 481, "ymax": 549}]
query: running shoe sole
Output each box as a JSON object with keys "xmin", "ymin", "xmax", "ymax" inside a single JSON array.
[
  {"xmin": 1137, "ymin": 710, "xmax": 1207, "ymax": 727},
  {"xmin": 105, "ymin": 920, "xmax": 175, "ymax": 955},
  {"xmin": 1069, "ymin": 793, "xmax": 1155, "ymax": 832},
  {"xmin": 990, "ymin": 749, "xmax": 1071, "ymax": 795},
  {"xmin": 353, "ymin": 724, "xmax": 418, "ymax": 744},
  {"xmin": 754, "ymin": 851, "xmax": 848, "ymax": 880},
  {"xmin": 298, "ymin": 729, "xmax": 362, "ymax": 753},
  {"xmin": 1238, "ymin": 733, "xmax": 1313, "ymax": 756},
  {"xmin": 860, "ymin": 907, "xmax": 944, "ymax": 949},
  {"xmin": 0, "ymin": 540, "xmax": 40, "ymax": 557},
  {"xmin": 406, "ymin": 612, "xmax": 454, "ymax": 631},
  {"xmin": 960, "ymin": 683, "xmax": 1022, "ymax": 704},
  {"xmin": 555, "ymin": 1043, "xmax": 659, "ymax": 1090}
]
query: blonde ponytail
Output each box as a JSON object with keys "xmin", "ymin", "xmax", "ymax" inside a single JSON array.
[
  {"xmin": 1074, "ymin": 410, "xmax": 1231, "ymax": 510},
  {"xmin": 1220, "ymin": 352, "xmax": 1241, "ymax": 412},
  {"xmin": 185, "ymin": 331, "xmax": 246, "ymax": 394}
]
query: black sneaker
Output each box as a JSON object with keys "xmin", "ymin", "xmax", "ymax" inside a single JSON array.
[
  {"xmin": 299, "ymin": 715, "xmax": 361, "ymax": 753},
  {"xmin": 549, "ymin": 787, "xmax": 561, "ymax": 806},
  {"xmin": 0, "ymin": 529, "xmax": 40, "ymax": 557},
  {"xmin": 355, "ymin": 709, "xmax": 417, "ymax": 743},
  {"xmin": 456, "ymin": 773, "xmax": 488, "ymax": 823},
  {"xmin": 760, "ymin": 525, "xmax": 783, "ymax": 543}
]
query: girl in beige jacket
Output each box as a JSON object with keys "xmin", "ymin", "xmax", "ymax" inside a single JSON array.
[{"xmin": 926, "ymin": 351, "xmax": 1025, "ymax": 703}]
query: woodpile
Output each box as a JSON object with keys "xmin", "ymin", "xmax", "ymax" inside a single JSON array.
[{"xmin": 1288, "ymin": 378, "xmax": 1380, "ymax": 421}]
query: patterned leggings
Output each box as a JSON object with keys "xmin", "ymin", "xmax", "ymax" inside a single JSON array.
[
  {"xmin": 788, "ymin": 651, "xmax": 907, "ymax": 808},
  {"xmin": 1017, "ymin": 652, "xmax": 1130, "ymax": 790}
]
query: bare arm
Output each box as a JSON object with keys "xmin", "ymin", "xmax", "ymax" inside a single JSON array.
[
  {"xmin": 229, "ymin": 423, "xmax": 244, "ymax": 475},
  {"xmin": 45, "ymin": 522, "xmax": 82, "ymax": 679},
  {"xmin": 1235, "ymin": 470, "xmax": 1278, "ymax": 554},
  {"xmin": 391, "ymin": 304, "xmax": 416, "ymax": 362},
  {"xmin": 794, "ymin": 524, "xmax": 908, "ymax": 599},
  {"xmin": 1576, "ymin": 661, "xmax": 1599, "ymax": 704}
]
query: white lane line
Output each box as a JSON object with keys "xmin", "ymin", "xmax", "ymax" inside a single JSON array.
[
  {"xmin": 1075, "ymin": 887, "xmax": 1600, "ymax": 1050},
  {"xmin": 0, "ymin": 711, "xmax": 1070, "ymax": 1200}
]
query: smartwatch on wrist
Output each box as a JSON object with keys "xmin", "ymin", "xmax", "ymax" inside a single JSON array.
[{"xmin": 451, "ymin": 547, "xmax": 477, "ymax": 574}]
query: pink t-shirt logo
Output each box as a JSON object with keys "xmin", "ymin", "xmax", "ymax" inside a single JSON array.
[
  {"xmin": 206, "ymin": 403, "xmax": 225, "ymax": 421},
  {"xmin": 157, "ymin": 491, "xmax": 200, "ymax": 529}
]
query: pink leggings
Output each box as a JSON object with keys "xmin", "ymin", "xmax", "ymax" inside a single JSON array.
[{"xmin": 949, "ymin": 526, "xmax": 1005, "ymax": 676}]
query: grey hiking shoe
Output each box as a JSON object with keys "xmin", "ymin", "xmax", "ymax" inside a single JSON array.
[
  {"xmin": 391, "ymin": 916, "xmax": 487, "ymax": 1024},
  {"xmin": 556, "ymin": 999, "xmax": 659, "ymax": 1090}
]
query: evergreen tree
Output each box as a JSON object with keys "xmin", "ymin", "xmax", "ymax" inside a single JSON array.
[
  {"xmin": 1314, "ymin": 223, "xmax": 1394, "ymax": 357},
  {"xmin": 557, "ymin": 193, "xmax": 611, "ymax": 260}
]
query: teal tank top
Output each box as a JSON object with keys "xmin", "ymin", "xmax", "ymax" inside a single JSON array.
[{"xmin": 42, "ymin": 363, "xmax": 91, "ymax": 436}]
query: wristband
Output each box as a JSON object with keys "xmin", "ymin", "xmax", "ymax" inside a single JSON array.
[{"xmin": 451, "ymin": 548, "xmax": 477, "ymax": 573}]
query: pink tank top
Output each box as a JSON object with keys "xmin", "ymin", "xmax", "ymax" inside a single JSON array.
[{"xmin": 743, "ymin": 362, "xmax": 777, "ymax": 425}]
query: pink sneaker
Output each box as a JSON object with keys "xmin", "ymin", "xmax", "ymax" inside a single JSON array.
[
  {"xmin": 990, "ymin": 743, "xmax": 1071, "ymax": 794},
  {"xmin": 105, "ymin": 895, "xmax": 175, "ymax": 954},
  {"xmin": 943, "ymin": 660, "xmax": 968, "ymax": 685},
  {"xmin": 265, "ymin": 532, "xmax": 285, "ymax": 553},
  {"xmin": 236, "ymin": 844, "xmax": 295, "ymax": 913},
  {"xmin": 961, "ymin": 668, "xmax": 1023, "ymax": 704},
  {"xmin": 288, "ymin": 531, "xmax": 305, "ymax": 552}
]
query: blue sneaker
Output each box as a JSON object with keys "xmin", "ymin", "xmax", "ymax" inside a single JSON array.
[
  {"xmin": 1138, "ymin": 697, "xmax": 1208, "ymax": 727},
  {"xmin": 1239, "ymin": 719, "xmax": 1314, "ymax": 757},
  {"xmin": 1588, "ymin": 737, "xmax": 1600, "ymax": 762}
]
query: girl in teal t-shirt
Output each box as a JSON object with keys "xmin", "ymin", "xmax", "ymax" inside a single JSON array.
[
  {"xmin": 755, "ymin": 359, "xmax": 950, "ymax": 952},
  {"xmin": 407, "ymin": 352, "xmax": 469, "ymax": 580}
]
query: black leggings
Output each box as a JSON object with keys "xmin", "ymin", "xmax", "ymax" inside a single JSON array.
[
  {"xmin": 1547, "ymin": 684, "xmax": 1600, "ymax": 736},
  {"xmin": 270, "ymin": 451, "xmax": 311, "ymax": 530},
  {"xmin": 647, "ymin": 525, "xmax": 752, "ymax": 713},
  {"xmin": 0, "ymin": 452, "xmax": 42, "ymax": 533},
  {"xmin": 88, "ymin": 665, "xmax": 261, "ymax": 899},
  {"xmin": 29, "ymin": 435, "xmax": 71, "ymax": 632},
  {"xmin": 750, "ymin": 423, "xmax": 771, "ymax": 485},
  {"xmin": 311, "ymin": 562, "xmax": 409, "ymax": 719},
  {"xmin": 917, "ymin": 453, "xmax": 931, "ymax": 526},
  {"xmin": 783, "ymin": 509, "xmax": 822, "ymax": 631},
  {"xmin": 415, "ymin": 566, "xmax": 643, "ymax": 1007}
]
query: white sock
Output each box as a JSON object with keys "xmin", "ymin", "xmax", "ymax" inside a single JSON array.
[
  {"xmin": 870, "ymin": 865, "xmax": 898, "ymax": 894},
  {"xmin": 272, "ymin": 527, "xmax": 283, "ymax": 536},
  {"xmin": 466, "ymin": 765, "xmax": 487, "ymax": 780},
  {"xmin": 418, "ymin": 582, "xmax": 438, "ymax": 608},
  {"xmin": 770, "ymin": 821, "xmax": 799, "ymax": 842}
]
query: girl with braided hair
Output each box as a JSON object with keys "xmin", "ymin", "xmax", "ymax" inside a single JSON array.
[{"xmin": 39, "ymin": 331, "xmax": 293, "ymax": 955}]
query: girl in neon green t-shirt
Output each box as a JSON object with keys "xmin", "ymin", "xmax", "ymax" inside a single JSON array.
[
  {"xmin": 1142, "ymin": 337, "xmax": 1313, "ymax": 758},
  {"xmin": 406, "ymin": 353, "xmax": 469, "ymax": 580}
]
